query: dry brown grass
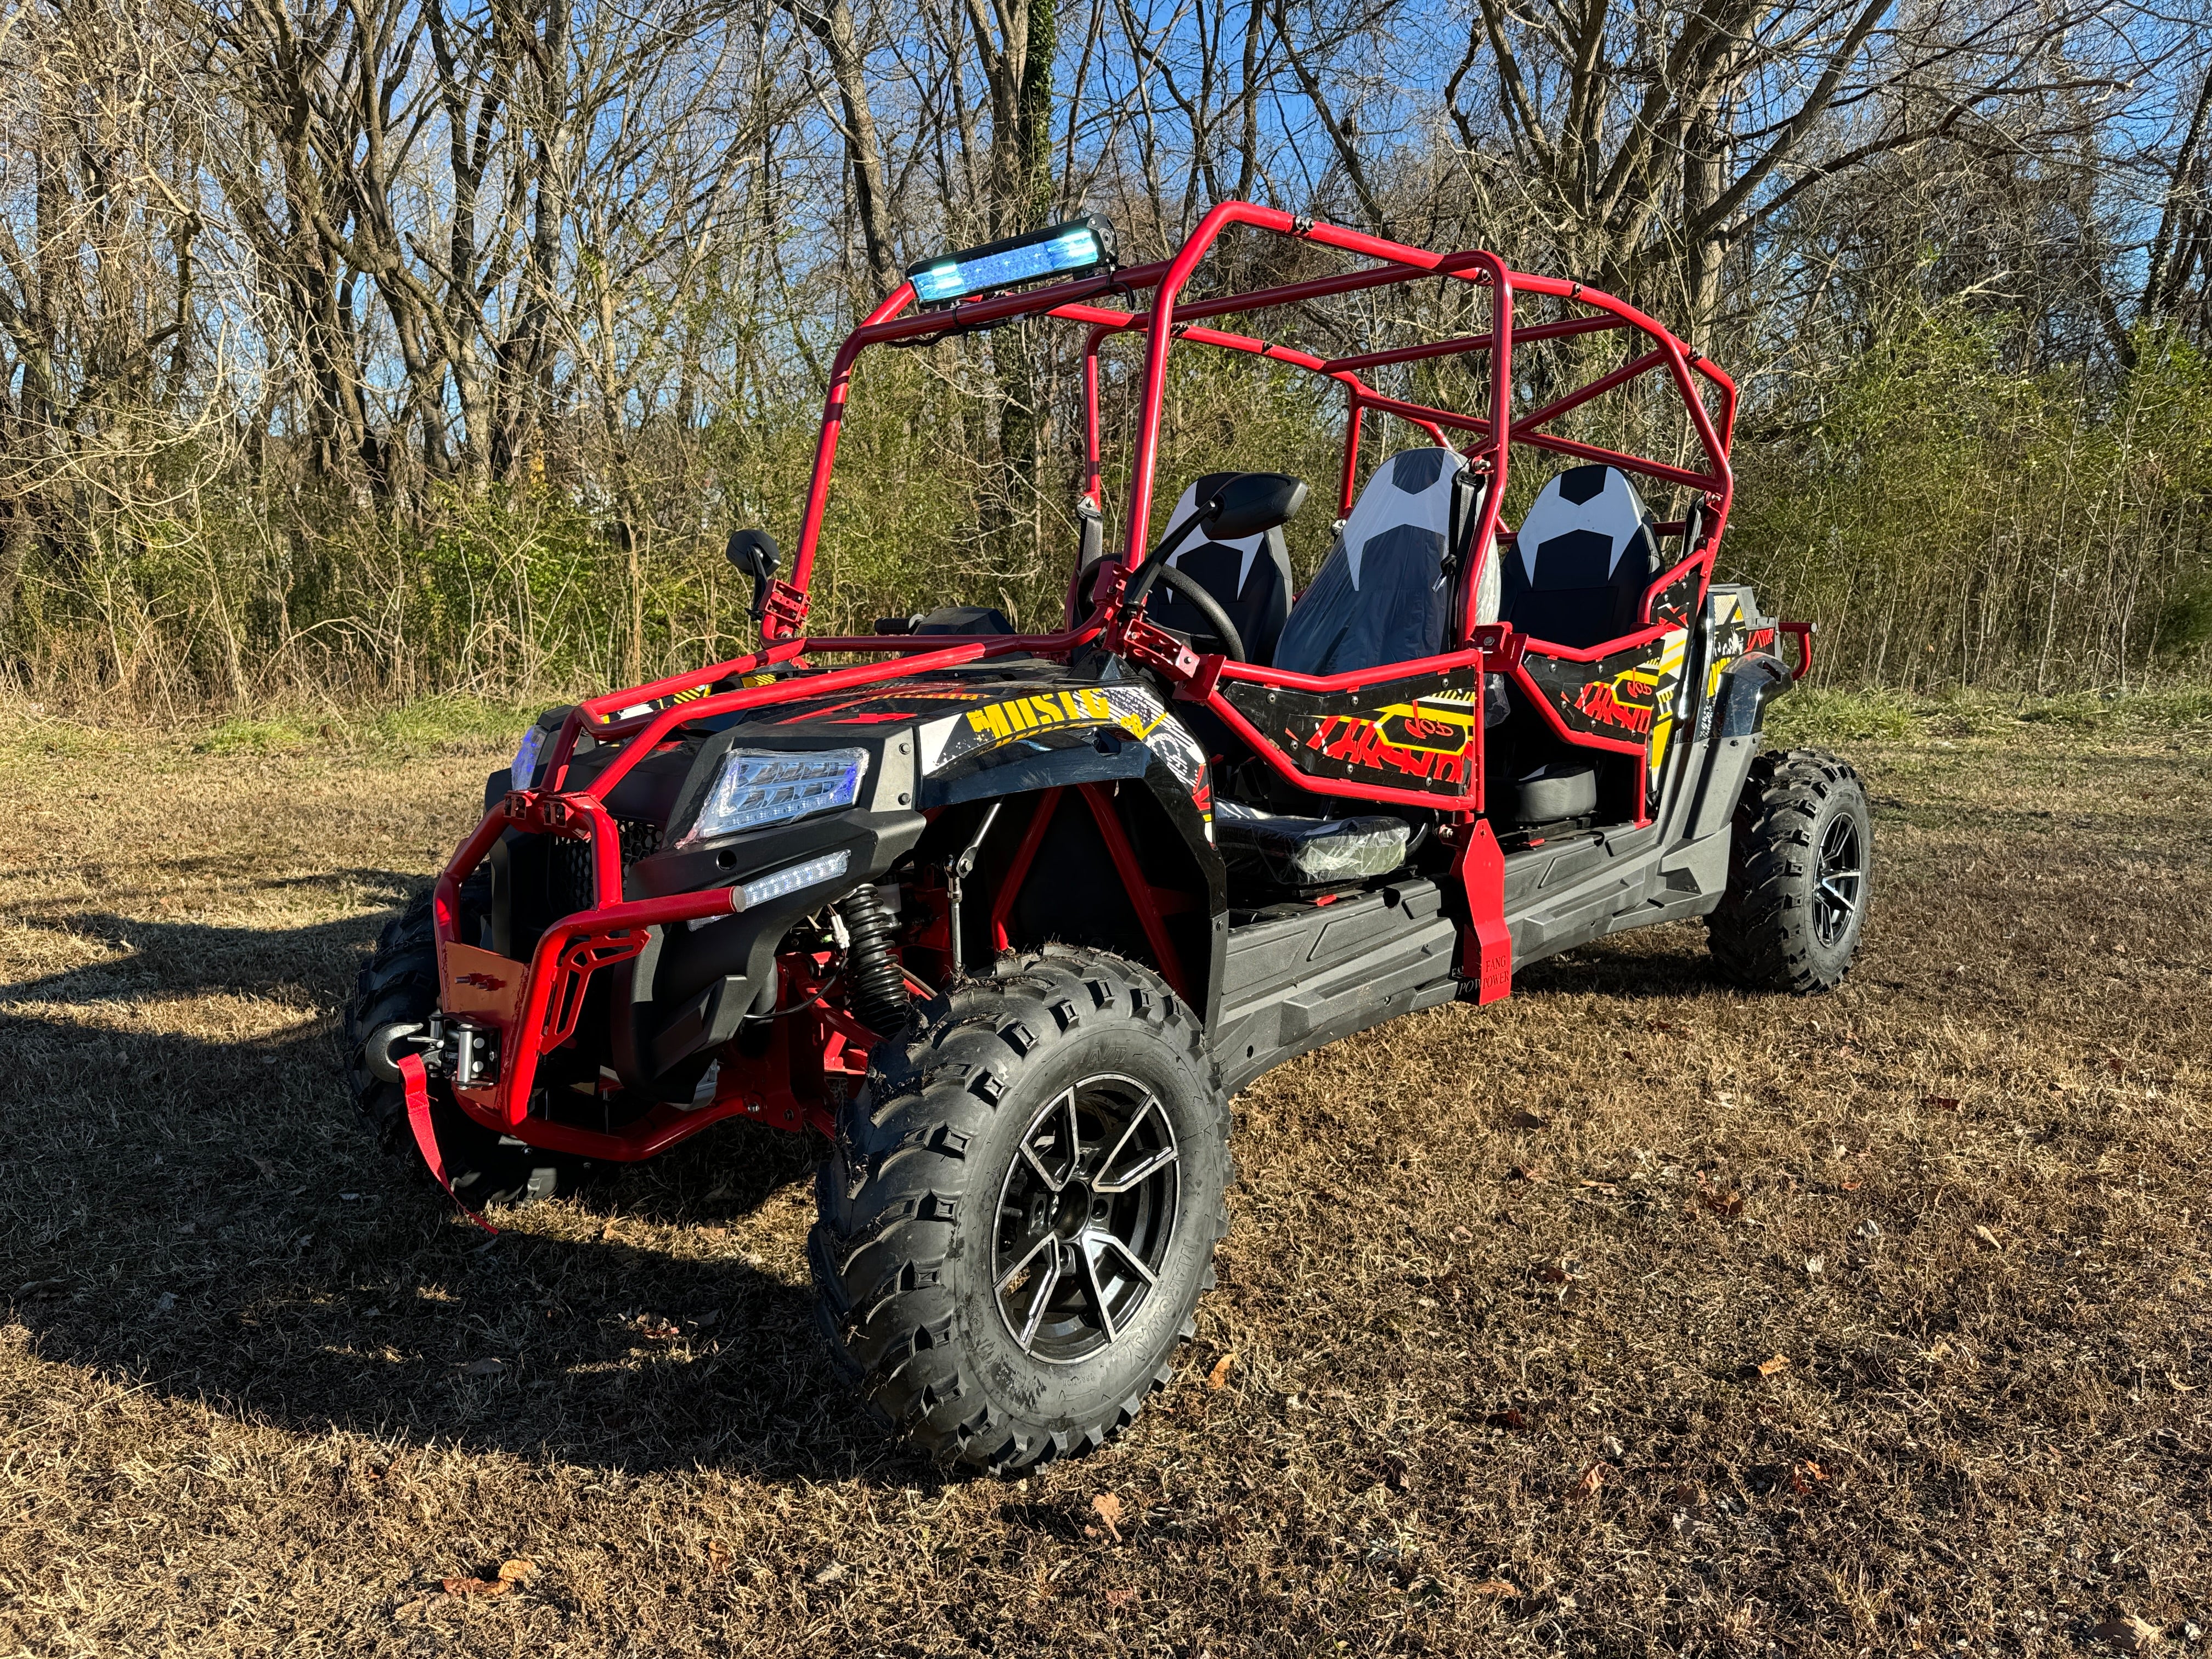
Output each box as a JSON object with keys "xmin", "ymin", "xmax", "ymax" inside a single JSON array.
[{"xmin": 2, "ymin": 708, "xmax": 2208, "ymax": 1656}]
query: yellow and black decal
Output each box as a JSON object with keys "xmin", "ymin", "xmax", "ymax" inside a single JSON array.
[
  {"xmin": 1218, "ymin": 667, "xmax": 1481, "ymax": 796},
  {"xmin": 916, "ymin": 681, "xmax": 1212, "ymax": 809},
  {"xmin": 1519, "ymin": 631, "xmax": 1689, "ymax": 783}
]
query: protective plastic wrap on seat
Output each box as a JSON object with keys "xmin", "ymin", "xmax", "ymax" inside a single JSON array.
[{"xmin": 1215, "ymin": 798, "xmax": 1410, "ymax": 891}]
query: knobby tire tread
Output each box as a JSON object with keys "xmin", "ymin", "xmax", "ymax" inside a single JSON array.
[
  {"xmin": 810, "ymin": 945, "xmax": 1229, "ymax": 1474},
  {"xmin": 1706, "ymin": 747, "xmax": 1868, "ymax": 994}
]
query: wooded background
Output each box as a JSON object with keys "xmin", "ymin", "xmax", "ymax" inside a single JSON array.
[{"xmin": 5, "ymin": 0, "xmax": 2212, "ymax": 707}]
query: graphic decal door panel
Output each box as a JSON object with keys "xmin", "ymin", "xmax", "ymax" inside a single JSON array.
[
  {"xmin": 1517, "ymin": 629, "xmax": 1691, "ymax": 801},
  {"xmin": 1217, "ymin": 666, "xmax": 1481, "ymax": 798}
]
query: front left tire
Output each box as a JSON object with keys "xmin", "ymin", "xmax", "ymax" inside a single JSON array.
[{"xmin": 809, "ymin": 945, "xmax": 1230, "ymax": 1473}]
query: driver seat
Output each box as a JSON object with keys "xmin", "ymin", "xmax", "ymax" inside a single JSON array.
[{"xmin": 1143, "ymin": 473, "xmax": 1294, "ymax": 663}]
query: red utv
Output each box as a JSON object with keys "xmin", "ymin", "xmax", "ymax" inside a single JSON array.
[{"xmin": 346, "ymin": 202, "xmax": 1870, "ymax": 1471}]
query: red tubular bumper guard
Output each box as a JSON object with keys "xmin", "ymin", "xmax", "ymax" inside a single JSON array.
[{"xmin": 427, "ymin": 789, "xmax": 828, "ymax": 1163}]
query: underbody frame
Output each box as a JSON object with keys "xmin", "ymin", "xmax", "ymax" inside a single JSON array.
[{"xmin": 416, "ymin": 201, "xmax": 1810, "ymax": 1173}]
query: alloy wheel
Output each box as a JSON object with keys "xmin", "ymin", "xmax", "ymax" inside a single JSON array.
[{"xmin": 992, "ymin": 1074, "xmax": 1181, "ymax": 1364}]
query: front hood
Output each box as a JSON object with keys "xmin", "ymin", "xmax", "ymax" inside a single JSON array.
[{"xmin": 735, "ymin": 665, "xmax": 1210, "ymax": 803}]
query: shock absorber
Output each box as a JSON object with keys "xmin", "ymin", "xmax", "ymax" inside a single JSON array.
[{"xmin": 836, "ymin": 885, "xmax": 911, "ymax": 1037}]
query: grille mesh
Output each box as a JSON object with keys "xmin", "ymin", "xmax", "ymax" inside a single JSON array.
[{"xmin": 548, "ymin": 818, "xmax": 663, "ymax": 919}]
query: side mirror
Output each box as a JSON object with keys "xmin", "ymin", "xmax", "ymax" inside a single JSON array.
[
  {"xmin": 724, "ymin": 528, "xmax": 780, "ymax": 622},
  {"xmin": 1203, "ymin": 472, "xmax": 1308, "ymax": 540}
]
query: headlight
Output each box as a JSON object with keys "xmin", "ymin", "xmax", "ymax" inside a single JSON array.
[
  {"xmin": 687, "ymin": 747, "xmax": 868, "ymax": 840},
  {"xmin": 511, "ymin": 724, "xmax": 547, "ymax": 787}
]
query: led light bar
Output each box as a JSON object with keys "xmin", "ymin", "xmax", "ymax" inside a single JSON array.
[
  {"xmin": 908, "ymin": 216, "xmax": 1115, "ymax": 306},
  {"xmin": 736, "ymin": 849, "xmax": 850, "ymax": 910}
]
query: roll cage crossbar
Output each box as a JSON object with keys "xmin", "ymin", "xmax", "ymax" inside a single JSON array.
[{"xmin": 430, "ymin": 203, "xmax": 1739, "ymax": 1149}]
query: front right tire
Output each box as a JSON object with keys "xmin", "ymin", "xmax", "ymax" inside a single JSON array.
[{"xmin": 809, "ymin": 946, "xmax": 1229, "ymax": 1474}]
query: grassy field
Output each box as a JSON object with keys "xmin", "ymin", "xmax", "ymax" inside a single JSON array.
[{"xmin": 1, "ymin": 694, "xmax": 2208, "ymax": 1656}]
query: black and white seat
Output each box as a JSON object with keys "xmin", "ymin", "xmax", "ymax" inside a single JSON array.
[
  {"xmin": 1273, "ymin": 447, "xmax": 1489, "ymax": 678},
  {"xmin": 1499, "ymin": 465, "xmax": 1663, "ymax": 650},
  {"xmin": 1143, "ymin": 473, "xmax": 1294, "ymax": 663}
]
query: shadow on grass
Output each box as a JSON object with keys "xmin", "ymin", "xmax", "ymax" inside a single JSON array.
[
  {"xmin": 0, "ymin": 900, "xmax": 941, "ymax": 1492},
  {"xmin": 1511, "ymin": 925, "xmax": 1729, "ymax": 1001}
]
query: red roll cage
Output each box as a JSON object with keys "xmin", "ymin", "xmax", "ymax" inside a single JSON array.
[{"xmin": 419, "ymin": 202, "xmax": 1739, "ymax": 1186}]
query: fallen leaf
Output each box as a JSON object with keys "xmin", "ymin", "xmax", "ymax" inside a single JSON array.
[
  {"xmin": 497, "ymin": 1559, "xmax": 533, "ymax": 1585},
  {"xmin": 1664, "ymin": 1481, "xmax": 1706, "ymax": 1506},
  {"xmin": 1485, "ymin": 1407, "xmax": 1530, "ymax": 1429},
  {"xmin": 2090, "ymin": 1613, "xmax": 2162, "ymax": 1651},
  {"xmin": 1090, "ymin": 1492, "xmax": 1125, "ymax": 1543},
  {"xmin": 439, "ymin": 1575, "xmax": 510, "ymax": 1598},
  {"xmin": 705, "ymin": 1539, "xmax": 730, "ymax": 1575},
  {"xmin": 1537, "ymin": 1259, "xmax": 1583, "ymax": 1284},
  {"xmin": 1756, "ymin": 1353, "xmax": 1791, "ymax": 1378},
  {"xmin": 1470, "ymin": 1578, "xmax": 1520, "ymax": 1598},
  {"xmin": 1702, "ymin": 1189, "xmax": 1746, "ymax": 1219},
  {"xmin": 1508, "ymin": 1164, "xmax": 1548, "ymax": 1183},
  {"xmin": 1204, "ymin": 1352, "xmax": 1235, "ymax": 1390},
  {"xmin": 1509, "ymin": 1109, "xmax": 1548, "ymax": 1130},
  {"xmin": 1103, "ymin": 1587, "xmax": 1137, "ymax": 1609},
  {"xmin": 1926, "ymin": 1096, "xmax": 1962, "ymax": 1113},
  {"xmin": 1574, "ymin": 1463, "xmax": 1607, "ymax": 1498},
  {"xmin": 636, "ymin": 1314, "xmax": 681, "ymax": 1341},
  {"xmin": 1789, "ymin": 1461, "xmax": 1828, "ymax": 1495},
  {"xmin": 1841, "ymin": 1178, "xmax": 1861, "ymax": 1191}
]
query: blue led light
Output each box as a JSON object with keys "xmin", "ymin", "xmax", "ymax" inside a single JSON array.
[{"xmin": 909, "ymin": 221, "xmax": 1109, "ymax": 304}]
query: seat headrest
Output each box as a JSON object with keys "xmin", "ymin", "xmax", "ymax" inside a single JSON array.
[
  {"xmin": 1514, "ymin": 465, "xmax": 1654, "ymax": 587},
  {"xmin": 1335, "ymin": 447, "xmax": 1468, "ymax": 589},
  {"xmin": 1157, "ymin": 472, "xmax": 1278, "ymax": 597}
]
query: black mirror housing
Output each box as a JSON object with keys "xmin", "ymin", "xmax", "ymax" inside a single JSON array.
[
  {"xmin": 1203, "ymin": 472, "xmax": 1308, "ymax": 540},
  {"xmin": 725, "ymin": 528, "xmax": 781, "ymax": 620}
]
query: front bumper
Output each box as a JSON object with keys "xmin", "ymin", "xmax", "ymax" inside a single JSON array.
[{"xmin": 428, "ymin": 740, "xmax": 926, "ymax": 1158}]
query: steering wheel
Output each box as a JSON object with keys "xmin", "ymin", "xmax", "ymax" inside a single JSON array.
[{"xmin": 1149, "ymin": 563, "xmax": 1248, "ymax": 663}]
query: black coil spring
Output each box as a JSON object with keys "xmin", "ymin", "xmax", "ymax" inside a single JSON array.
[{"xmin": 836, "ymin": 885, "xmax": 911, "ymax": 1037}]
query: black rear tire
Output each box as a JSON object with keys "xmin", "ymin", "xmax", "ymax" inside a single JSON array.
[
  {"xmin": 343, "ymin": 890, "xmax": 602, "ymax": 1206},
  {"xmin": 810, "ymin": 946, "xmax": 1229, "ymax": 1474},
  {"xmin": 1706, "ymin": 748, "xmax": 1872, "ymax": 994}
]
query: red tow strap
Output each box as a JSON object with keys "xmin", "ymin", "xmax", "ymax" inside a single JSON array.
[{"xmin": 397, "ymin": 1051, "xmax": 498, "ymax": 1237}]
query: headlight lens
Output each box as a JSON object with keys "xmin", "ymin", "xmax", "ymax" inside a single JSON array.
[
  {"xmin": 688, "ymin": 747, "xmax": 868, "ymax": 840},
  {"xmin": 511, "ymin": 724, "xmax": 547, "ymax": 787}
]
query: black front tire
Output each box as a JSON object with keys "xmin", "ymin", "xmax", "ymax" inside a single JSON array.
[
  {"xmin": 810, "ymin": 946, "xmax": 1229, "ymax": 1474},
  {"xmin": 1706, "ymin": 748, "xmax": 1872, "ymax": 993},
  {"xmin": 343, "ymin": 890, "xmax": 602, "ymax": 1206}
]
